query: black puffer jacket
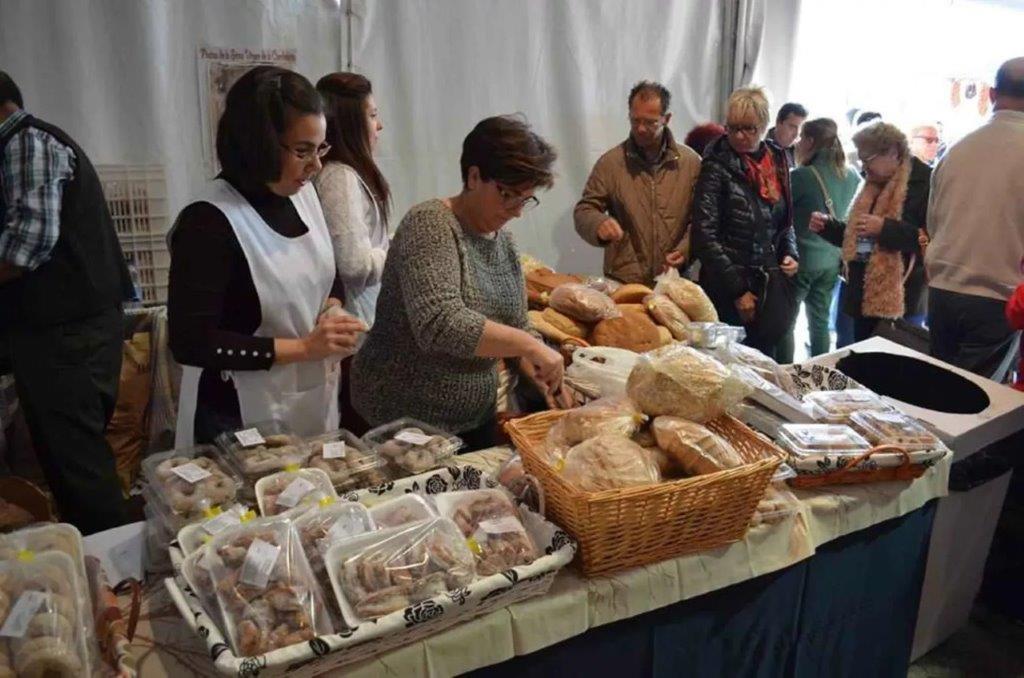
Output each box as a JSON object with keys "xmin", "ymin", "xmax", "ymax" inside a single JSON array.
[{"xmin": 692, "ymin": 136, "xmax": 798, "ymax": 303}]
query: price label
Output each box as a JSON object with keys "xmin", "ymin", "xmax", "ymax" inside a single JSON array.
[
  {"xmin": 239, "ymin": 539, "xmax": 281, "ymax": 589},
  {"xmin": 394, "ymin": 430, "xmax": 434, "ymax": 446},
  {"xmin": 202, "ymin": 511, "xmax": 242, "ymax": 536},
  {"xmin": 0, "ymin": 591, "xmax": 49, "ymax": 638},
  {"xmin": 325, "ymin": 517, "xmax": 363, "ymax": 545},
  {"xmin": 275, "ymin": 477, "xmax": 316, "ymax": 509},
  {"xmin": 235, "ymin": 428, "xmax": 265, "ymax": 447},
  {"xmin": 322, "ymin": 441, "xmax": 347, "ymax": 459},
  {"xmin": 478, "ymin": 515, "xmax": 523, "ymax": 535},
  {"xmin": 171, "ymin": 462, "xmax": 213, "ymax": 484}
]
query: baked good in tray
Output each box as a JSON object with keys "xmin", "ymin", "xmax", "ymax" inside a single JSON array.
[
  {"xmin": 434, "ymin": 489, "xmax": 538, "ymax": 576},
  {"xmin": 651, "ymin": 416, "xmax": 745, "ymax": 476},
  {"xmin": 560, "ymin": 434, "xmax": 662, "ymax": 492}
]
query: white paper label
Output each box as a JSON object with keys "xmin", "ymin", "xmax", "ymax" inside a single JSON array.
[
  {"xmin": 171, "ymin": 462, "xmax": 213, "ymax": 484},
  {"xmin": 275, "ymin": 477, "xmax": 316, "ymax": 509},
  {"xmin": 239, "ymin": 538, "xmax": 281, "ymax": 589},
  {"xmin": 202, "ymin": 511, "xmax": 242, "ymax": 536},
  {"xmin": 0, "ymin": 591, "xmax": 49, "ymax": 638},
  {"xmin": 477, "ymin": 516, "xmax": 523, "ymax": 535},
  {"xmin": 325, "ymin": 517, "xmax": 362, "ymax": 545},
  {"xmin": 322, "ymin": 441, "xmax": 347, "ymax": 459},
  {"xmin": 198, "ymin": 549, "xmax": 214, "ymax": 572},
  {"xmin": 235, "ymin": 428, "xmax": 265, "ymax": 447},
  {"xmin": 394, "ymin": 430, "xmax": 434, "ymax": 446}
]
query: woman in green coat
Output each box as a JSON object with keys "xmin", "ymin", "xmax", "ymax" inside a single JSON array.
[{"xmin": 778, "ymin": 118, "xmax": 860, "ymax": 361}]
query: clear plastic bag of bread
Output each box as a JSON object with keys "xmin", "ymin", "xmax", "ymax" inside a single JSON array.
[
  {"xmin": 626, "ymin": 344, "xmax": 752, "ymax": 422},
  {"xmin": 548, "ymin": 283, "xmax": 621, "ymax": 323},
  {"xmin": 207, "ymin": 516, "xmax": 334, "ymax": 656},
  {"xmin": 653, "ymin": 268, "xmax": 718, "ymax": 322},
  {"xmin": 560, "ymin": 434, "xmax": 662, "ymax": 492},
  {"xmin": 540, "ymin": 396, "xmax": 647, "ymax": 465},
  {"xmin": 651, "ymin": 416, "xmax": 745, "ymax": 476},
  {"xmin": 644, "ymin": 293, "xmax": 691, "ymax": 341}
]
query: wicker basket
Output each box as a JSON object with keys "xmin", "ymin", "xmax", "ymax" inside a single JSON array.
[
  {"xmin": 505, "ymin": 410, "xmax": 784, "ymax": 576},
  {"xmin": 787, "ymin": 445, "xmax": 932, "ymax": 489}
]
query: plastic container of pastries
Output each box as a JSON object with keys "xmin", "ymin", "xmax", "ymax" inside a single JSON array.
[
  {"xmin": 433, "ymin": 489, "xmax": 538, "ymax": 576},
  {"xmin": 207, "ymin": 516, "xmax": 334, "ymax": 657},
  {"xmin": 361, "ymin": 418, "xmax": 464, "ymax": 477},
  {"xmin": 0, "ymin": 523, "xmax": 88, "ymax": 591},
  {"xmin": 0, "ymin": 550, "xmax": 98, "ymax": 677},
  {"xmin": 368, "ymin": 494, "xmax": 437, "ymax": 529},
  {"xmin": 254, "ymin": 468, "xmax": 337, "ymax": 517},
  {"xmin": 304, "ymin": 429, "xmax": 391, "ymax": 492},
  {"xmin": 214, "ymin": 420, "xmax": 311, "ymax": 486},
  {"xmin": 176, "ymin": 503, "xmax": 254, "ymax": 556},
  {"xmin": 292, "ymin": 501, "xmax": 374, "ymax": 612},
  {"xmin": 179, "ymin": 546, "xmax": 224, "ymax": 634},
  {"xmin": 141, "ymin": 446, "xmax": 242, "ymax": 531},
  {"xmin": 803, "ymin": 389, "xmax": 895, "ymax": 424},
  {"xmin": 848, "ymin": 410, "xmax": 943, "ymax": 452},
  {"xmin": 325, "ymin": 517, "xmax": 476, "ymax": 627},
  {"xmin": 777, "ymin": 424, "xmax": 872, "ymax": 459}
]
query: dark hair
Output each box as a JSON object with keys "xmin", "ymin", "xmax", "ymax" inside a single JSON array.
[
  {"xmin": 460, "ymin": 114, "xmax": 556, "ymax": 190},
  {"xmin": 216, "ymin": 66, "xmax": 323, "ymax": 190},
  {"xmin": 628, "ymin": 81, "xmax": 671, "ymax": 115},
  {"xmin": 855, "ymin": 110, "xmax": 882, "ymax": 126},
  {"xmin": 994, "ymin": 60, "xmax": 1024, "ymax": 98},
  {"xmin": 683, "ymin": 122, "xmax": 726, "ymax": 157},
  {"xmin": 776, "ymin": 102, "xmax": 807, "ymax": 124},
  {"xmin": 799, "ymin": 118, "xmax": 847, "ymax": 177},
  {"xmin": 0, "ymin": 71, "xmax": 23, "ymax": 108},
  {"xmin": 316, "ymin": 72, "xmax": 391, "ymax": 223}
]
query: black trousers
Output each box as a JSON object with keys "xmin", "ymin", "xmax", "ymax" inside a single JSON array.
[
  {"xmin": 928, "ymin": 286, "xmax": 1017, "ymax": 378},
  {"xmin": 5, "ymin": 306, "xmax": 127, "ymax": 534}
]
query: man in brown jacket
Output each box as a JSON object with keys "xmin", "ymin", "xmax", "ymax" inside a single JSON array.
[{"xmin": 574, "ymin": 81, "xmax": 702, "ymax": 285}]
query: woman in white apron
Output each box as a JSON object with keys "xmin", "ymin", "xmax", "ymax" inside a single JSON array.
[{"xmin": 167, "ymin": 66, "xmax": 365, "ymax": 446}]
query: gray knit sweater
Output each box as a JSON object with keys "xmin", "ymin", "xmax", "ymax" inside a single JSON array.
[{"xmin": 351, "ymin": 199, "xmax": 530, "ymax": 433}]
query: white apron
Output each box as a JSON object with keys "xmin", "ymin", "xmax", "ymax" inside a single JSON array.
[{"xmin": 174, "ymin": 179, "xmax": 339, "ymax": 447}]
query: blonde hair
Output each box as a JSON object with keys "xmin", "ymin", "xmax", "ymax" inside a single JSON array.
[
  {"xmin": 726, "ymin": 86, "xmax": 771, "ymax": 131},
  {"xmin": 852, "ymin": 121, "xmax": 909, "ymax": 161}
]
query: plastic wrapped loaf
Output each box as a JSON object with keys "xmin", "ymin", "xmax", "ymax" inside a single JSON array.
[
  {"xmin": 651, "ymin": 416, "xmax": 745, "ymax": 476},
  {"xmin": 548, "ymin": 283, "xmax": 621, "ymax": 323},
  {"xmin": 653, "ymin": 268, "xmax": 718, "ymax": 322},
  {"xmin": 626, "ymin": 344, "xmax": 752, "ymax": 422},
  {"xmin": 643, "ymin": 293, "xmax": 691, "ymax": 341},
  {"xmin": 434, "ymin": 489, "xmax": 538, "ymax": 576},
  {"xmin": 208, "ymin": 517, "xmax": 334, "ymax": 656},
  {"xmin": 542, "ymin": 396, "xmax": 646, "ymax": 465},
  {"xmin": 560, "ymin": 434, "xmax": 662, "ymax": 492}
]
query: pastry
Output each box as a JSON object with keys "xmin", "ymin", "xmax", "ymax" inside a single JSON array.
[
  {"xmin": 614, "ymin": 303, "xmax": 648, "ymax": 315},
  {"xmin": 652, "ymin": 417, "xmax": 744, "ymax": 476},
  {"xmin": 541, "ymin": 307, "xmax": 588, "ymax": 338},
  {"xmin": 306, "ymin": 438, "xmax": 389, "ymax": 491},
  {"xmin": 655, "ymin": 326, "xmax": 673, "ymax": 346},
  {"xmin": 256, "ymin": 469, "xmax": 336, "ymax": 517},
  {"xmin": 526, "ymin": 267, "xmax": 584, "ymax": 294},
  {"xmin": 590, "ymin": 311, "xmax": 662, "ymax": 353},
  {"xmin": 373, "ymin": 426, "xmax": 458, "ymax": 475},
  {"xmin": 654, "ymin": 270, "xmax": 718, "ymax": 322},
  {"xmin": 611, "ymin": 284, "xmax": 654, "ymax": 304},
  {"xmin": 548, "ymin": 283, "xmax": 620, "ymax": 323},
  {"xmin": 442, "ymin": 491, "xmax": 538, "ymax": 576},
  {"xmin": 644, "ymin": 293, "xmax": 691, "ymax": 341},
  {"xmin": 560, "ymin": 434, "xmax": 661, "ymax": 492}
]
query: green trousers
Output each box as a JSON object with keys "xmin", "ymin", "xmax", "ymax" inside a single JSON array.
[
  {"xmin": 5, "ymin": 306, "xmax": 127, "ymax": 534},
  {"xmin": 777, "ymin": 268, "xmax": 839, "ymax": 364}
]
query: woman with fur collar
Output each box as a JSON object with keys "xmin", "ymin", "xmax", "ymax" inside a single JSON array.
[{"xmin": 809, "ymin": 122, "xmax": 931, "ymax": 341}]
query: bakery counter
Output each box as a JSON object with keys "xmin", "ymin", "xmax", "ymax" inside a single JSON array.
[{"xmin": 107, "ymin": 446, "xmax": 948, "ymax": 677}]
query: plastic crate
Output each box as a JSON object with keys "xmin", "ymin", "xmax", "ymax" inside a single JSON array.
[{"xmin": 96, "ymin": 165, "xmax": 169, "ymax": 305}]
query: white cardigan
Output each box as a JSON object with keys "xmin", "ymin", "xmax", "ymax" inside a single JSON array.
[{"xmin": 313, "ymin": 162, "xmax": 390, "ymax": 325}]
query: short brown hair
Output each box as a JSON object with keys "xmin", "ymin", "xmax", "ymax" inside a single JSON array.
[
  {"xmin": 799, "ymin": 118, "xmax": 847, "ymax": 177},
  {"xmin": 460, "ymin": 115, "xmax": 556, "ymax": 190},
  {"xmin": 852, "ymin": 121, "xmax": 908, "ymax": 161},
  {"xmin": 628, "ymin": 81, "xmax": 671, "ymax": 115}
]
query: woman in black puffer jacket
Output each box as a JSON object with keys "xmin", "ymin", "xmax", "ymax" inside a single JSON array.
[{"xmin": 692, "ymin": 86, "xmax": 800, "ymax": 359}]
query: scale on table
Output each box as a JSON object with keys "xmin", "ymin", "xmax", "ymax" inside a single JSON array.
[{"xmin": 805, "ymin": 336, "xmax": 1024, "ymax": 660}]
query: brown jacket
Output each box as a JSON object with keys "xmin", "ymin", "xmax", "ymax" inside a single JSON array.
[{"xmin": 574, "ymin": 129, "xmax": 702, "ymax": 285}]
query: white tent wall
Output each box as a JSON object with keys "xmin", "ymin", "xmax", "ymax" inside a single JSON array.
[{"xmin": 0, "ymin": 0, "xmax": 798, "ymax": 277}]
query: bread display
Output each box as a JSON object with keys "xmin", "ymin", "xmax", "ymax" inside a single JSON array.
[
  {"xmin": 542, "ymin": 396, "xmax": 646, "ymax": 465},
  {"xmin": 327, "ymin": 518, "xmax": 475, "ymax": 623},
  {"xmin": 215, "ymin": 423, "xmax": 310, "ymax": 485},
  {"xmin": 548, "ymin": 283, "xmax": 621, "ymax": 323},
  {"xmin": 651, "ymin": 417, "xmax": 745, "ymax": 476},
  {"xmin": 590, "ymin": 311, "xmax": 663, "ymax": 353},
  {"xmin": 305, "ymin": 430, "xmax": 390, "ymax": 492},
  {"xmin": 434, "ymin": 489, "xmax": 538, "ymax": 576},
  {"xmin": 653, "ymin": 269, "xmax": 718, "ymax": 322},
  {"xmin": 208, "ymin": 518, "xmax": 333, "ymax": 656},
  {"xmin": 644, "ymin": 293, "xmax": 691, "ymax": 341},
  {"xmin": 526, "ymin": 268, "xmax": 584, "ymax": 294},
  {"xmin": 362, "ymin": 418, "xmax": 463, "ymax": 476},
  {"xmin": 626, "ymin": 345, "xmax": 752, "ymax": 422},
  {"xmin": 254, "ymin": 468, "xmax": 337, "ymax": 517},
  {"xmin": 611, "ymin": 284, "xmax": 654, "ymax": 304},
  {"xmin": 584, "ymin": 277, "xmax": 622, "ymax": 296},
  {"xmin": 560, "ymin": 434, "xmax": 662, "ymax": 492},
  {"xmin": 540, "ymin": 307, "xmax": 589, "ymax": 338}
]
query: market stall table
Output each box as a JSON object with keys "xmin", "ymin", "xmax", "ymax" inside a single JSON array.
[{"xmin": 102, "ymin": 446, "xmax": 949, "ymax": 677}]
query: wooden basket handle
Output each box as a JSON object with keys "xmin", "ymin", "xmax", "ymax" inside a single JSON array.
[
  {"xmin": 112, "ymin": 578, "xmax": 143, "ymax": 642},
  {"xmin": 830, "ymin": 444, "xmax": 912, "ymax": 482}
]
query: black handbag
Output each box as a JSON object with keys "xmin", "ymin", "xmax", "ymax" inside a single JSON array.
[{"xmin": 747, "ymin": 265, "xmax": 798, "ymax": 346}]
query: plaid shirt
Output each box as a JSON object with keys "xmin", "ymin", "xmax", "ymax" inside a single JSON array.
[{"xmin": 0, "ymin": 109, "xmax": 76, "ymax": 270}]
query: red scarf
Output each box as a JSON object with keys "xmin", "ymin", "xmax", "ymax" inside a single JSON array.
[{"xmin": 742, "ymin": 150, "xmax": 782, "ymax": 204}]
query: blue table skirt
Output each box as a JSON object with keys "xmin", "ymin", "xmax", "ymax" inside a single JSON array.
[{"xmin": 470, "ymin": 500, "xmax": 937, "ymax": 678}]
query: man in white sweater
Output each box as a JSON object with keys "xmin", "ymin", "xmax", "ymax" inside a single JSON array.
[{"xmin": 926, "ymin": 57, "xmax": 1024, "ymax": 378}]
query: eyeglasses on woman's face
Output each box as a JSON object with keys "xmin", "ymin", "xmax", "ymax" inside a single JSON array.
[
  {"xmin": 496, "ymin": 183, "xmax": 539, "ymax": 212},
  {"xmin": 280, "ymin": 142, "xmax": 332, "ymax": 163},
  {"xmin": 726, "ymin": 123, "xmax": 759, "ymax": 136}
]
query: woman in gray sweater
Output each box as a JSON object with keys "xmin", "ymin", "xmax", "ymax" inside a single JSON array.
[{"xmin": 351, "ymin": 115, "xmax": 567, "ymax": 449}]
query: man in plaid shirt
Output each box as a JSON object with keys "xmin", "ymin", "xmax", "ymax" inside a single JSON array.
[{"xmin": 1, "ymin": 71, "xmax": 131, "ymax": 533}]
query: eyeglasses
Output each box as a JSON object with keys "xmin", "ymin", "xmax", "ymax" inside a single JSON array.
[
  {"xmin": 858, "ymin": 153, "xmax": 879, "ymax": 166},
  {"xmin": 280, "ymin": 142, "xmax": 332, "ymax": 162},
  {"xmin": 497, "ymin": 183, "xmax": 540, "ymax": 212},
  {"xmin": 629, "ymin": 116, "xmax": 665, "ymax": 131},
  {"xmin": 914, "ymin": 135, "xmax": 940, "ymax": 144},
  {"xmin": 726, "ymin": 124, "xmax": 759, "ymax": 136}
]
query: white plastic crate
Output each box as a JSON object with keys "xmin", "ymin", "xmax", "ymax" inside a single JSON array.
[{"xmin": 95, "ymin": 165, "xmax": 169, "ymax": 305}]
